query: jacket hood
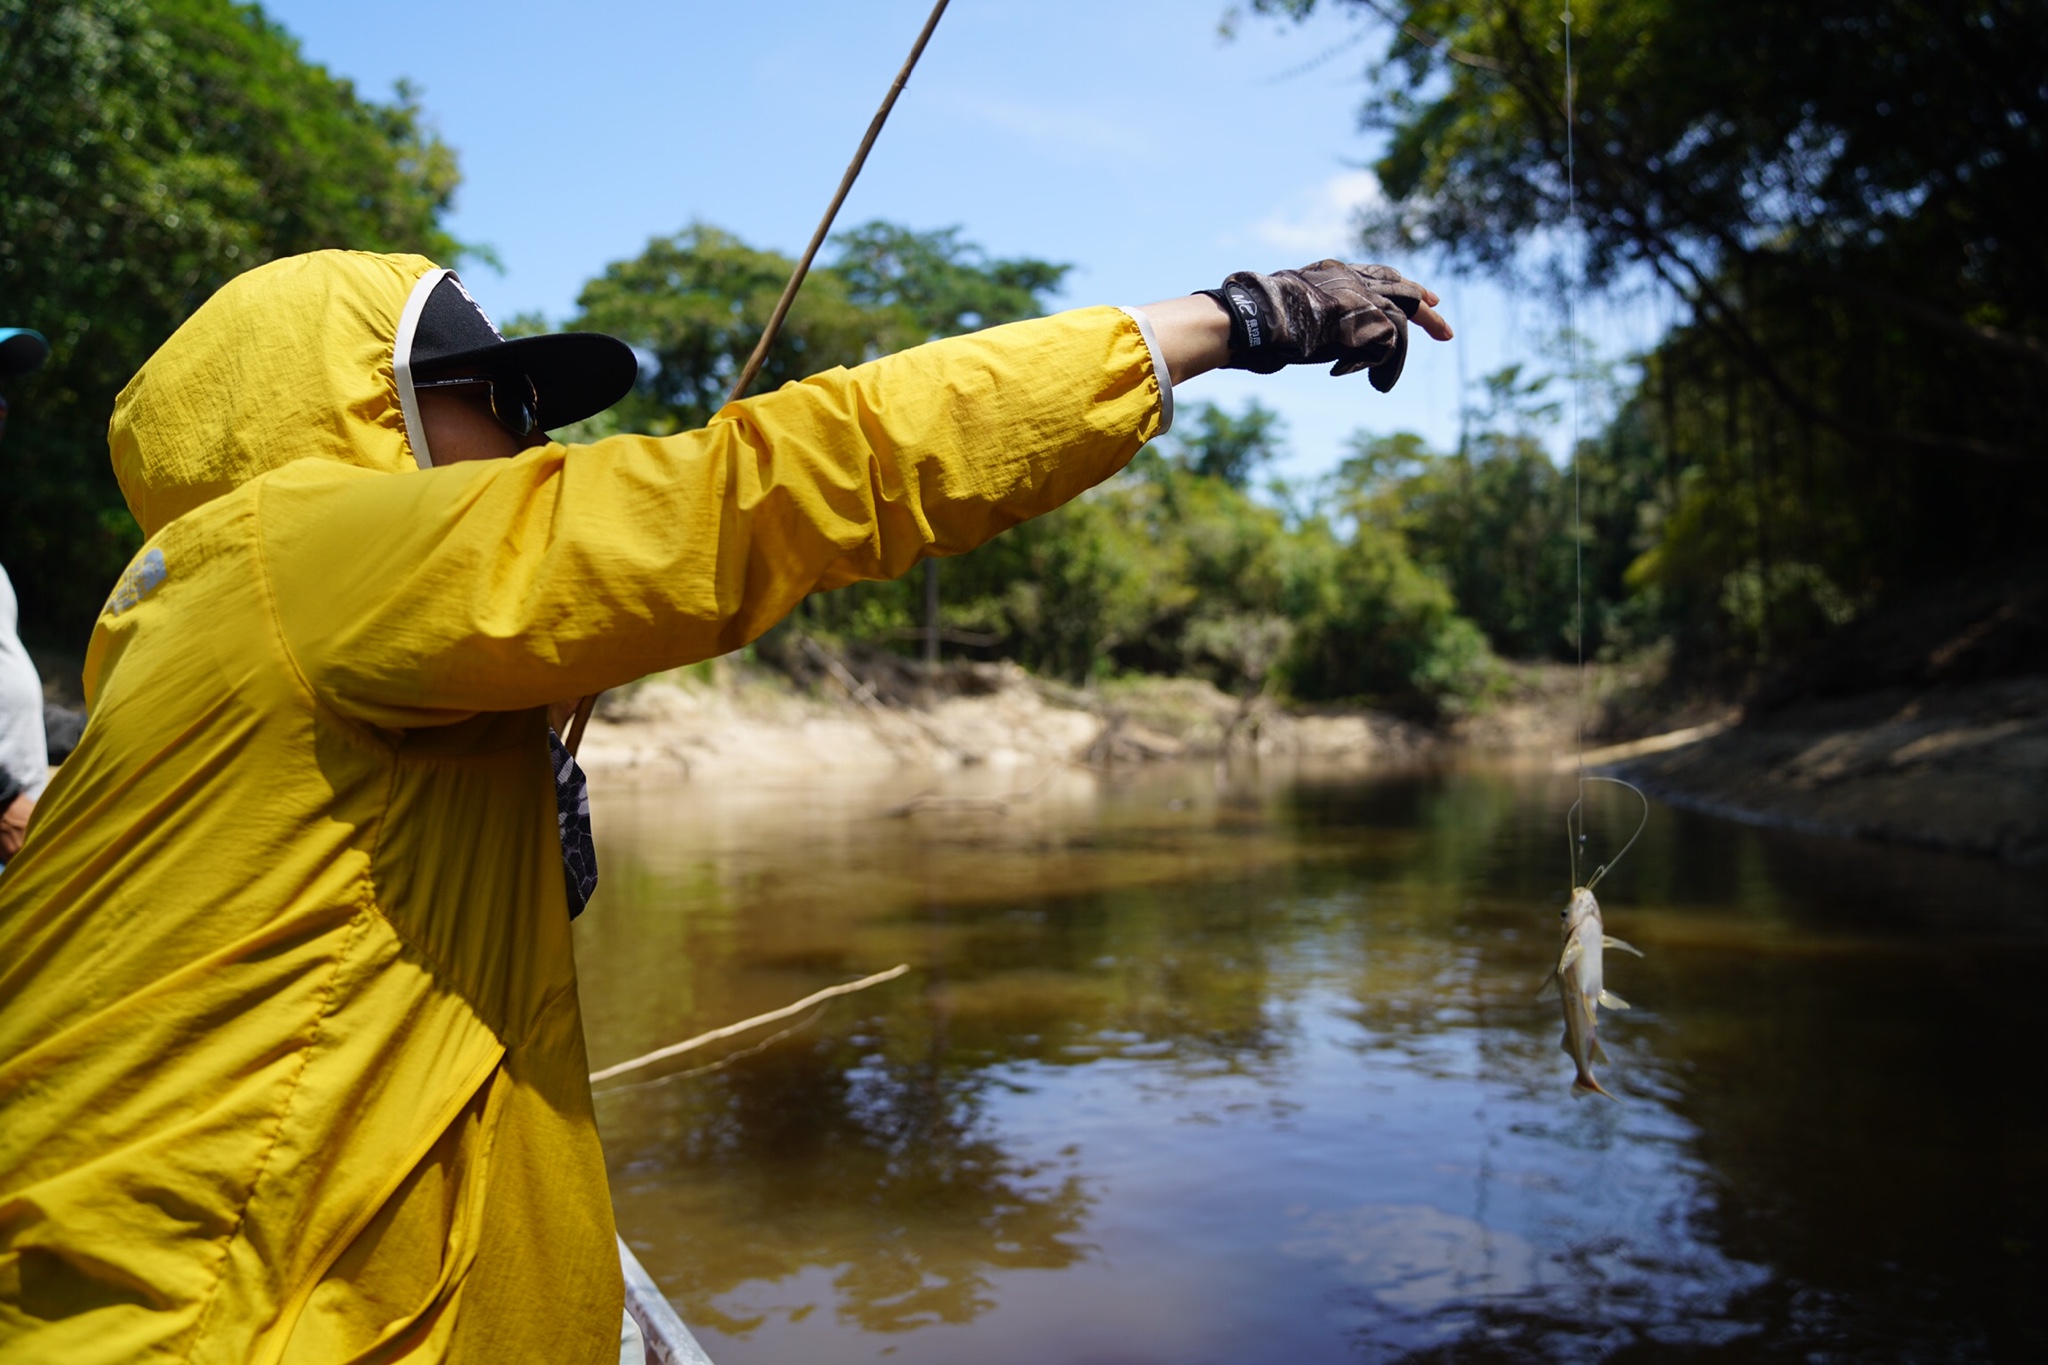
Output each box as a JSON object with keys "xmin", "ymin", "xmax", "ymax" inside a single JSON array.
[{"xmin": 110, "ymin": 250, "xmax": 448, "ymax": 538}]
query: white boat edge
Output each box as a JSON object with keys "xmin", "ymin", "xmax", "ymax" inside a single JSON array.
[{"xmin": 619, "ymin": 1234, "xmax": 716, "ymax": 1365}]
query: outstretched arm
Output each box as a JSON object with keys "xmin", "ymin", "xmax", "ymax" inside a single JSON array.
[
  {"xmin": 262, "ymin": 264, "xmax": 1453, "ymax": 730},
  {"xmin": 263, "ymin": 307, "xmax": 1169, "ymax": 728}
]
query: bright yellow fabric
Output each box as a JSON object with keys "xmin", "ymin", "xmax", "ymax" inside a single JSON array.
[{"xmin": 0, "ymin": 250, "xmax": 1163, "ymax": 1363}]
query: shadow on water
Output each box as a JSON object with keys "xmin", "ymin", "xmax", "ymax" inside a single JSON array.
[{"xmin": 577, "ymin": 761, "xmax": 2048, "ymax": 1363}]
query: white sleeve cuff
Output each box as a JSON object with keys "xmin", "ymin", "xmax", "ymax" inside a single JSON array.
[{"xmin": 1116, "ymin": 305, "xmax": 1173, "ymax": 437}]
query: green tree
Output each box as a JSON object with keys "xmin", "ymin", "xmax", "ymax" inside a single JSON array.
[
  {"xmin": 568, "ymin": 224, "xmax": 881, "ymax": 436},
  {"xmin": 1167, "ymin": 399, "xmax": 1286, "ymax": 489},
  {"xmin": 566, "ymin": 221, "xmax": 1072, "ymax": 436},
  {"xmin": 0, "ymin": 0, "xmax": 462, "ymax": 645},
  {"xmin": 1254, "ymin": 0, "xmax": 2048, "ymax": 674},
  {"xmin": 830, "ymin": 222, "xmax": 1069, "ymax": 339},
  {"xmin": 1334, "ymin": 413, "xmax": 1666, "ymax": 666},
  {"xmin": 1282, "ymin": 518, "xmax": 1491, "ymax": 710},
  {"xmin": 873, "ymin": 419, "xmax": 1492, "ymax": 709}
]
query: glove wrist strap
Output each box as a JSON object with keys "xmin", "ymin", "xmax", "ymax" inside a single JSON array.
[{"xmin": 1196, "ymin": 282, "xmax": 1265, "ymax": 366}]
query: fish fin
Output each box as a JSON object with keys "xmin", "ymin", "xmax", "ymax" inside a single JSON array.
[
  {"xmin": 1560, "ymin": 1031, "xmax": 1575, "ymax": 1058},
  {"xmin": 1591, "ymin": 1037, "xmax": 1610, "ymax": 1064},
  {"xmin": 1598, "ymin": 989, "xmax": 1631, "ymax": 1011},
  {"xmin": 1557, "ymin": 940, "xmax": 1583, "ymax": 973},
  {"xmin": 1572, "ymin": 1072, "xmax": 1620, "ymax": 1101},
  {"xmin": 1535, "ymin": 970, "xmax": 1561, "ymax": 1001},
  {"xmin": 1603, "ymin": 936, "xmax": 1645, "ymax": 958}
]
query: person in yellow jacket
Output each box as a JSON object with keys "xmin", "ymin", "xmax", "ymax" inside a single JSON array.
[{"xmin": 0, "ymin": 249, "xmax": 1448, "ymax": 1363}]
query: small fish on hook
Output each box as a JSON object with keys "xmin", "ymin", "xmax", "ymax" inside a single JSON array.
[
  {"xmin": 1546, "ymin": 775, "xmax": 1650, "ymax": 1099},
  {"xmin": 1538, "ymin": 885, "xmax": 1644, "ymax": 1100}
]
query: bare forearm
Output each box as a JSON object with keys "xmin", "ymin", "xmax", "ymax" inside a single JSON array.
[{"xmin": 1132, "ymin": 293, "xmax": 1234, "ymax": 385}]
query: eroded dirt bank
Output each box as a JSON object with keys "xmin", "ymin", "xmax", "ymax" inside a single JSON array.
[
  {"xmin": 574, "ymin": 655, "xmax": 1433, "ymax": 784},
  {"xmin": 1614, "ymin": 676, "xmax": 2048, "ymax": 865},
  {"xmin": 1610, "ymin": 568, "xmax": 2048, "ymax": 866}
]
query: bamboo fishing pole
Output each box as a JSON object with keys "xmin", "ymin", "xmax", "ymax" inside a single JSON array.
[{"xmin": 563, "ymin": 0, "xmax": 953, "ymax": 757}]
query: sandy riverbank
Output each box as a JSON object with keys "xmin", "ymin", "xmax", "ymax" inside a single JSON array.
[
  {"xmin": 577, "ymin": 636, "xmax": 2047, "ymax": 868},
  {"xmin": 573, "ymin": 658, "xmax": 1434, "ymax": 783}
]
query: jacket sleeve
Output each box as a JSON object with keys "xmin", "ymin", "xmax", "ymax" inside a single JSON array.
[{"xmin": 259, "ymin": 306, "xmax": 1166, "ymax": 728}]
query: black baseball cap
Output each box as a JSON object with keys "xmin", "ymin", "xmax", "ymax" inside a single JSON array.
[{"xmin": 410, "ymin": 275, "xmax": 636, "ymax": 431}]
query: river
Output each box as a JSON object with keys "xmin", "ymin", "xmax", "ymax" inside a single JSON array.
[{"xmin": 576, "ymin": 760, "xmax": 2048, "ymax": 1363}]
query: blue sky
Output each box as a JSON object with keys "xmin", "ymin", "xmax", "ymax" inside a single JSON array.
[{"xmin": 263, "ymin": 0, "xmax": 1661, "ymax": 483}]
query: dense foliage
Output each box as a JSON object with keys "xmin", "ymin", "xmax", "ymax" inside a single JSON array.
[
  {"xmin": 1253, "ymin": 0, "xmax": 2048, "ymax": 673},
  {"xmin": 803, "ymin": 420, "xmax": 1492, "ymax": 710},
  {"xmin": 0, "ymin": 0, "xmax": 462, "ymax": 643}
]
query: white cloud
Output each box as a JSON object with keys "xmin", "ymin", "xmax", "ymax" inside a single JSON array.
[
  {"xmin": 1248, "ymin": 169, "xmax": 1386, "ymax": 256},
  {"xmin": 944, "ymin": 94, "xmax": 1155, "ymax": 163}
]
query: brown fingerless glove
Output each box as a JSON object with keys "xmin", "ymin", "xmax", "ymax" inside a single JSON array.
[{"xmin": 1198, "ymin": 260, "xmax": 1428, "ymax": 392}]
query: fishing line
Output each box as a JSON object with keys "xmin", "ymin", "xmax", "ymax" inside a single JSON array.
[
  {"xmin": 1562, "ymin": 5, "xmax": 1590, "ymax": 890},
  {"xmin": 1566, "ymin": 774, "xmax": 1648, "ymax": 890},
  {"xmin": 1554, "ymin": 14, "xmax": 1651, "ymax": 897}
]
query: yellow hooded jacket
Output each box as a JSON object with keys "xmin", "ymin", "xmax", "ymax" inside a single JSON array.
[{"xmin": 0, "ymin": 250, "xmax": 1166, "ymax": 1363}]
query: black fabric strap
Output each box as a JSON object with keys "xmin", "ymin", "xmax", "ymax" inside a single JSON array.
[
  {"xmin": 1196, "ymin": 284, "xmax": 1268, "ymax": 369},
  {"xmin": 548, "ymin": 729, "xmax": 598, "ymax": 920}
]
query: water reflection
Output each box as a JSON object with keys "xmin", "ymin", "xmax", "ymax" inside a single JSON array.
[
  {"xmin": 600, "ymin": 1027, "xmax": 1092, "ymax": 1335},
  {"xmin": 577, "ymin": 762, "xmax": 2048, "ymax": 1362}
]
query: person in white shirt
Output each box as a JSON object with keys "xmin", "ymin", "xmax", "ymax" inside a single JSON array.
[
  {"xmin": 1, "ymin": 328, "xmax": 53, "ymax": 866},
  {"xmin": 0, "ymin": 563, "xmax": 49, "ymax": 865}
]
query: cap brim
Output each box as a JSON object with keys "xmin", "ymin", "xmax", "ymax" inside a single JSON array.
[{"xmin": 420, "ymin": 332, "xmax": 639, "ymax": 431}]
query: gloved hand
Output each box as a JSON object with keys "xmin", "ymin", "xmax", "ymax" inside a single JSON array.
[{"xmin": 1198, "ymin": 261, "xmax": 1430, "ymax": 391}]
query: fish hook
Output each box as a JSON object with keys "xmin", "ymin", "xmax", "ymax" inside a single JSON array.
[{"xmin": 1564, "ymin": 775, "xmax": 1649, "ymax": 891}]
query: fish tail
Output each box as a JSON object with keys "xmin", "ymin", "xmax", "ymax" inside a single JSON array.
[{"xmin": 1572, "ymin": 1072, "xmax": 1620, "ymax": 1102}]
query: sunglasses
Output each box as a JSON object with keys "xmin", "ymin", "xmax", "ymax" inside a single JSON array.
[{"xmin": 413, "ymin": 372, "xmax": 543, "ymax": 439}]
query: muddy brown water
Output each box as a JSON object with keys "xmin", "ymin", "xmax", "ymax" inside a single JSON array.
[{"xmin": 576, "ymin": 761, "xmax": 2048, "ymax": 1363}]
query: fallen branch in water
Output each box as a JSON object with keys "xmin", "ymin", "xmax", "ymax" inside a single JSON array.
[
  {"xmin": 586, "ymin": 964, "xmax": 911, "ymax": 1083},
  {"xmin": 592, "ymin": 1008, "xmax": 828, "ymax": 1096},
  {"xmin": 1555, "ymin": 719, "xmax": 1732, "ymax": 773}
]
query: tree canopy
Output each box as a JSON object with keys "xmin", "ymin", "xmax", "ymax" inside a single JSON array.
[
  {"xmin": 1253, "ymin": 0, "xmax": 2048, "ymax": 673},
  {"xmin": 0, "ymin": 0, "xmax": 462, "ymax": 644},
  {"xmin": 1172, "ymin": 400, "xmax": 1287, "ymax": 490}
]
